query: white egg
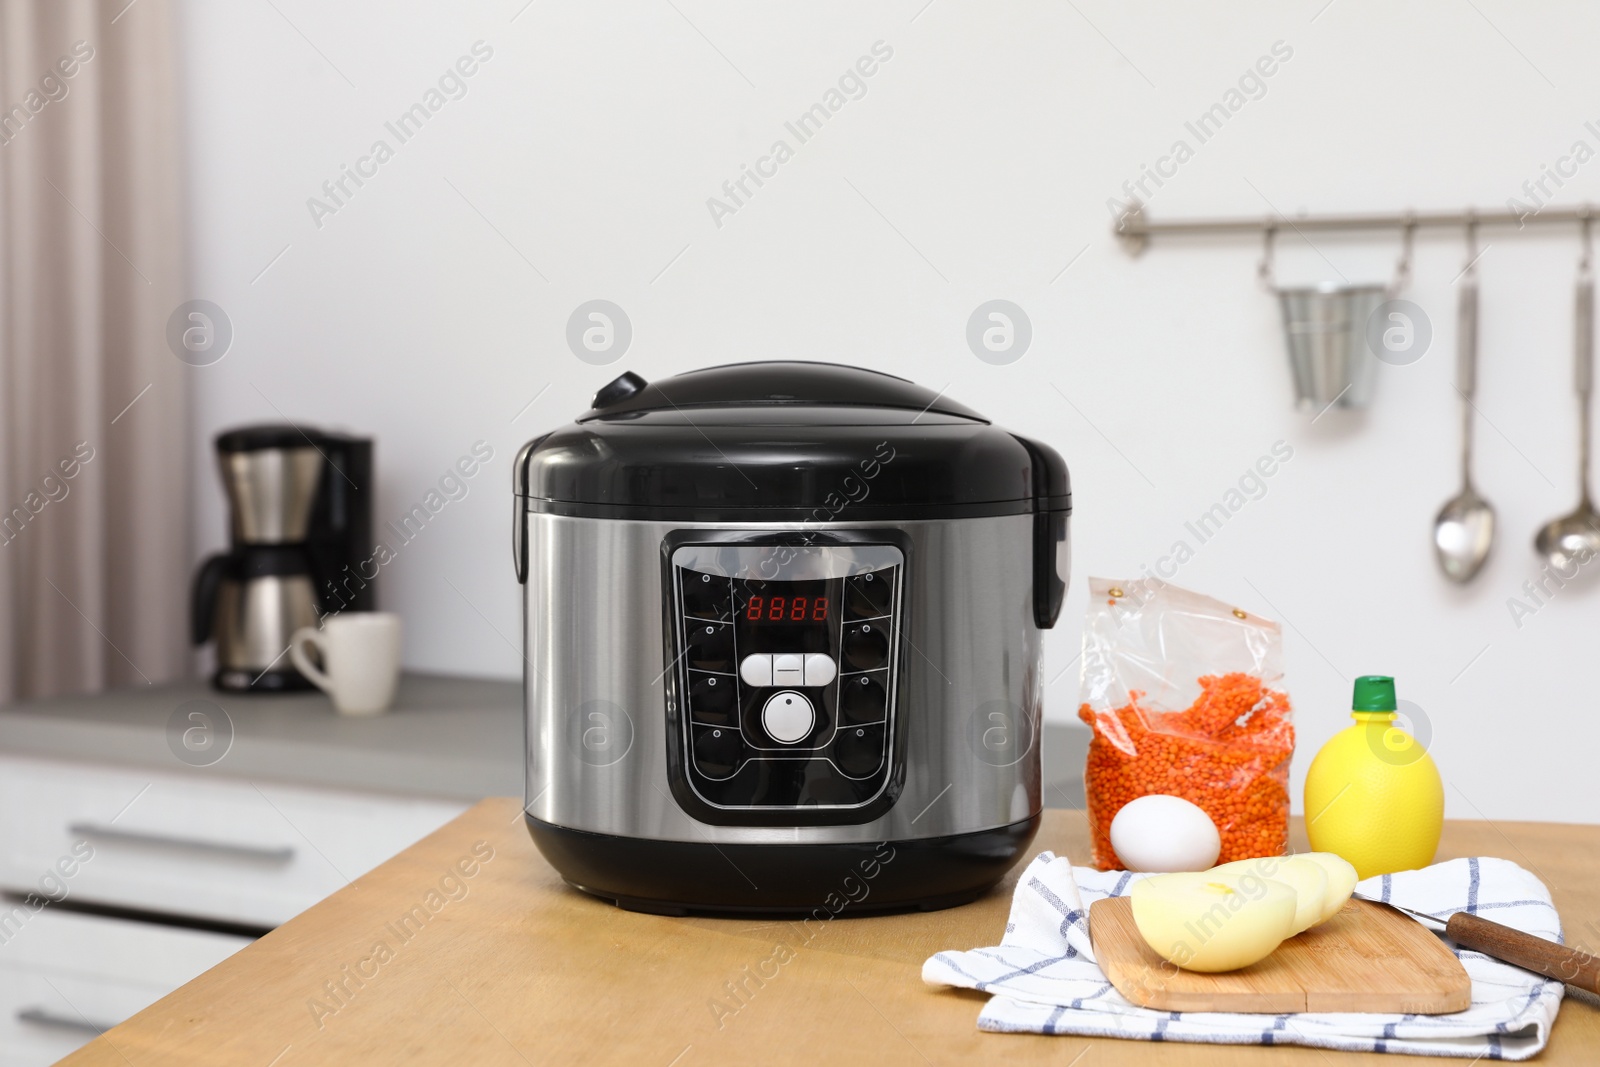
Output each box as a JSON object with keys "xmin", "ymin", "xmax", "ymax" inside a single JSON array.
[{"xmin": 1109, "ymin": 794, "xmax": 1222, "ymax": 873}]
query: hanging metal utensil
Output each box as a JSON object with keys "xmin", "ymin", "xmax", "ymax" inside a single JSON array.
[
  {"xmin": 1271, "ymin": 218, "xmax": 1414, "ymax": 412},
  {"xmin": 1433, "ymin": 217, "xmax": 1496, "ymax": 582},
  {"xmin": 1534, "ymin": 211, "xmax": 1600, "ymax": 574}
]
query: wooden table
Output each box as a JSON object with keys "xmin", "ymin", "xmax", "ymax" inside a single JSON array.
[{"xmin": 63, "ymin": 801, "xmax": 1600, "ymax": 1066}]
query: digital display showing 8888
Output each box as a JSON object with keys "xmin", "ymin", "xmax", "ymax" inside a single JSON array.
[{"xmin": 732, "ymin": 578, "xmax": 836, "ymax": 655}]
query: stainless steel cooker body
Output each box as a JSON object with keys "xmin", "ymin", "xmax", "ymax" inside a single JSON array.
[
  {"xmin": 512, "ymin": 361, "xmax": 1070, "ymax": 914},
  {"xmin": 522, "ymin": 510, "xmax": 1057, "ymax": 847}
]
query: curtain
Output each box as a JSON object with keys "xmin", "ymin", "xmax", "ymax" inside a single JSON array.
[{"xmin": 0, "ymin": 0, "xmax": 187, "ymax": 701}]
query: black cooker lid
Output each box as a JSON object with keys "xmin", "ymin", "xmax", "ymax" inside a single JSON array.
[
  {"xmin": 577, "ymin": 361, "xmax": 987, "ymax": 422},
  {"xmin": 516, "ymin": 361, "xmax": 1070, "ymax": 520}
]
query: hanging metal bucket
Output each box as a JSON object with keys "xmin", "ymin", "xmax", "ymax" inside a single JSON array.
[
  {"xmin": 1259, "ymin": 220, "xmax": 1413, "ymax": 412},
  {"xmin": 1277, "ymin": 284, "xmax": 1388, "ymax": 411}
]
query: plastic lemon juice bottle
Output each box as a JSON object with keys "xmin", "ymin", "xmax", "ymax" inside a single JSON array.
[{"xmin": 1303, "ymin": 675, "xmax": 1444, "ymax": 880}]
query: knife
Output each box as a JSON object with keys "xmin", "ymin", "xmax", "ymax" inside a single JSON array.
[{"xmin": 1354, "ymin": 892, "xmax": 1600, "ymax": 995}]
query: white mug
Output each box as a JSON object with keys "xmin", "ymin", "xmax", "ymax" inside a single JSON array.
[{"xmin": 289, "ymin": 612, "xmax": 402, "ymax": 716}]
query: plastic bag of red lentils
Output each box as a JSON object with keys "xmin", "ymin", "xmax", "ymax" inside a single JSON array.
[{"xmin": 1077, "ymin": 577, "xmax": 1293, "ymax": 871}]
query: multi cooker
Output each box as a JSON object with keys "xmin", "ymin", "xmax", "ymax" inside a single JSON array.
[{"xmin": 513, "ymin": 361, "xmax": 1070, "ymax": 914}]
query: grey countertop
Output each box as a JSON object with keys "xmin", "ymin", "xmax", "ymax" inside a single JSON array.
[
  {"xmin": 1041, "ymin": 719, "xmax": 1087, "ymax": 810},
  {"xmin": 0, "ymin": 672, "xmax": 1089, "ymax": 807},
  {"xmin": 0, "ymin": 673, "xmax": 524, "ymax": 801}
]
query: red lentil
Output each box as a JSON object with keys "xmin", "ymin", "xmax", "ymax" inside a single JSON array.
[{"xmin": 1079, "ymin": 672, "xmax": 1294, "ymax": 871}]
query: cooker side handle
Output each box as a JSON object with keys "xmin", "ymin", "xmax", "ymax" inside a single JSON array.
[
  {"xmin": 1032, "ymin": 510, "xmax": 1069, "ymax": 629},
  {"xmin": 1009, "ymin": 434, "xmax": 1071, "ymax": 630},
  {"xmin": 512, "ymin": 435, "xmax": 548, "ymax": 585}
]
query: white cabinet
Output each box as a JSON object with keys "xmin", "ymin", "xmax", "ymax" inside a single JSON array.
[
  {"xmin": 0, "ymin": 754, "xmax": 469, "ymax": 1066},
  {"xmin": 0, "ymin": 755, "xmax": 469, "ymax": 928},
  {"xmin": 0, "ymin": 908, "xmax": 250, "ymax": 1067}
]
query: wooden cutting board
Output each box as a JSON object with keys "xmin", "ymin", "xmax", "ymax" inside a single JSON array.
[{"xmin": 1089, "ymin": 896, "xmax": 1471, "ymax": 1014}]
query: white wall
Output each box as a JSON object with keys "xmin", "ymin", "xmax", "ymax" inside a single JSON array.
[{"xmin": 179, "ymin": 0, "xmax": 1600, "ymax": 822}]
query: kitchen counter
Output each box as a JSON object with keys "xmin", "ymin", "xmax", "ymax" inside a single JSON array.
[
  {"xmin": 0, "ymin": 674, "xmax": 523, "ymax": 800},
  {"xmin": 60, "ymin": 801, "xmax": 1600, "ymax": 1066},
  {"xmin": 0, "ymin": 677, "xmax": 1089, "ymax": 806}
]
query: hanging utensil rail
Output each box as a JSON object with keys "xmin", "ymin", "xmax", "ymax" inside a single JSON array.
[{"xmin": 1115, "ymin": 201, "xmax": 1593, "ymax": 255}]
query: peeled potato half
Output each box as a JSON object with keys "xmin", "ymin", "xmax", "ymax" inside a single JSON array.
[
  {"xmin": 1129, "ymin": 872, "xmax": 1298, "ymax": 973},
  {"xmin": 1210, "ymin": 856, "xmax": 1330, "ymax": 934},
  {"xmin": 1298, "ymin": 852, "xmax": 1360, "ymax": 923}
]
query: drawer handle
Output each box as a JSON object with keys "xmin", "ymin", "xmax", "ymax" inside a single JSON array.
[
  {"xmin": 17, "ymin": 1006, "xmax": 118, "ymax": 1035},
  {"xmin": 67, "ymin": 822, "xmax": 296, "ymax": 864}
]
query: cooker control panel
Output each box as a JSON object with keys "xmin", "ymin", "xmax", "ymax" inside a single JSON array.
[{"xmin": 665, "ymin": 539, "xmax": 904, "ymax": 821}]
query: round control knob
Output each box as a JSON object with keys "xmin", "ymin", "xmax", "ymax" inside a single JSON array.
[{"xmin": 761, "ymin": 690, "xmax": 815, "ymax": 745}]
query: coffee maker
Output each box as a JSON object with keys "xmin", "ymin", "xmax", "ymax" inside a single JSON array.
[{"xmin": 192, "ymin": 425, "xmax": 374, "ymax": 691}]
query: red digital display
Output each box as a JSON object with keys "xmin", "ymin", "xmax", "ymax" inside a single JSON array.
[{"xmin": 744, "ymin": 595, "xmax": 829, "ymax": 623}]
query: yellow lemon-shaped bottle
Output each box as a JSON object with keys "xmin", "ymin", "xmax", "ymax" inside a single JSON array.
[{"xmin": 1303, "ymin": 675, "xmax": 1443, "ymax": 880}]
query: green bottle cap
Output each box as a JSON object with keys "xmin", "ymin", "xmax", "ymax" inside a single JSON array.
[{"xmin": 1352, "ymin": 675, "xmax": 1397, "ymax": 712}]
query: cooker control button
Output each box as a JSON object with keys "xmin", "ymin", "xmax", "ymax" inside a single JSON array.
[
  {"xmin": 689, "ymin": 673, "xmax": 737, "ymax": 726},
  {"xmin": 833, "ymin": 724, "xmax": 886, "ymax": 778},
  {"xmin": 738, "ymin": 654, "xmax": 773, "ymax": 687},
  {"xmin": 803, "ymin": 653, "xmax": 836, "ymax": 687},
  {"xmin": 682, "ymin": 572, "xmax": 731, "ymax": 621},
  {"xmin": 841, "ymin": 622, "xmax": 889, "ymax": 672},
  {"xmin": 761, "ymin": 691, "xmax": 814, "ymax": 745},
  {"xmin": 844, "ymin": 570, "xmax": 894, "ymax": 619},
  {"xmin": 771, "ymin": 654, "xmax": 804, "ymax": 688},
  {"xmin": 839, "ymin": 671, "xmax": 888, "ymax": 725},
  {"xmin": 685, "ymin": 623, "xmax": 734, "ymax": 673},
  {"xmin": 692, "ymin": 725, "xmax": 743, "ymax": 779}
]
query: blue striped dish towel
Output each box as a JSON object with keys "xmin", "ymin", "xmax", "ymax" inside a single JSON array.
[{"xmin": 923, "ymin": 852, "xmax": 1565, "ymax": 1059}]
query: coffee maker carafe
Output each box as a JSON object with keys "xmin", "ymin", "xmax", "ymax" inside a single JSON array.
[{"xmin": 192, "ymin": 425, "xmax": 373, "ymax": 691}]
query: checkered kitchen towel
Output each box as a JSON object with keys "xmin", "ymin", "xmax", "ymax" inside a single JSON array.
[{"xmin": 923, "ymin": 853, "xmax": 1565, "ymax": 1059}]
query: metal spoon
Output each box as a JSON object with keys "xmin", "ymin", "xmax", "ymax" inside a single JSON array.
[
  {"xmin": 1434, "ymin": 229, "xmax": 1495, "ymax": 582},
  {"xmin": 1535, "ymin": 218, "xmax": 1600, "ymax": 573}
]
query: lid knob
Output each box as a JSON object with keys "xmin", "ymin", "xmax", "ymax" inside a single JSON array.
[{"xmin": 592, "ymin": 371, "xmax": 647, "ymax": 410}]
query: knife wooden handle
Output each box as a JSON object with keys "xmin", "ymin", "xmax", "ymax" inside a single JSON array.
[{"xmin": 1446, "ymin": 911, "xmax": 1600, "ymax": 994}]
